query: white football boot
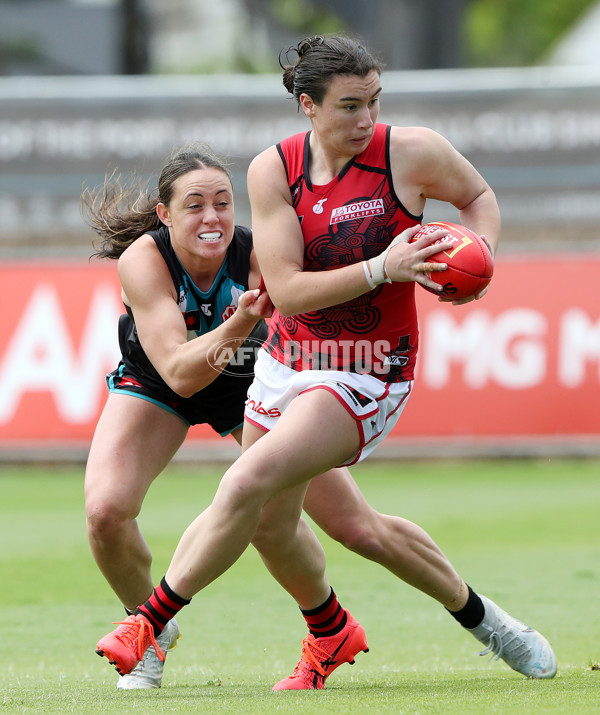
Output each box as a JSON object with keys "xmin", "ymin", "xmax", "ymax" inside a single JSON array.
[
  {"xmin": 116, "ymin": 618, "xmax": 181, "ymax": 689},
  {"xmin": 468, "ymin": 596, "xmax": 556, "ymax": 678}
]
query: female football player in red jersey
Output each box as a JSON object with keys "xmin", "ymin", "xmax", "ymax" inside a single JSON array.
[{"xmin": 95, "ymin": 35, "xmax": 556, "ymax": 690}]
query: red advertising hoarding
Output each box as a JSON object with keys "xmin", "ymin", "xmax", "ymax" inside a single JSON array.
[{"xmin": 0, "ymin": 256, "xmax": 598, "ymax": 451}]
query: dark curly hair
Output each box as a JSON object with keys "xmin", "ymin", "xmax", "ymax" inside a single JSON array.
[{"xmin": 280, "ymin": 34, "xmax": 383, "ymax": 106}]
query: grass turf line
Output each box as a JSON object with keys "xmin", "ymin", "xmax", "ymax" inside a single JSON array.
[{"xmin": 1, "ymin": 458, "xmax": 599, "ymax": 713}]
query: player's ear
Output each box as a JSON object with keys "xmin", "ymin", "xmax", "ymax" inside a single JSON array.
[
  {"xmin": 299, "ymin": 93, "xmax": 316, "ymax": 118},
  {"xmin": 156, "ymin": 202, "xmax": 171, "ymax": 227}
]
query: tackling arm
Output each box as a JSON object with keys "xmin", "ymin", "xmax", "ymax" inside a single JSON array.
[{"xmin": 118, "ymin": 236, "xmax": 270, "ymax": 397}]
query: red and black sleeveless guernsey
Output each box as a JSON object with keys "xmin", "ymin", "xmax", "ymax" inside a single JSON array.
[{"xmin": 263, "ymin": 123, "xmax": 423, "ymax": 383}]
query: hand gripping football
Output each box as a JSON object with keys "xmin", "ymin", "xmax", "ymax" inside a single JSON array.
[{"xmin": 412, "ymin": 222, "xmax": 494, "ymax": 300}]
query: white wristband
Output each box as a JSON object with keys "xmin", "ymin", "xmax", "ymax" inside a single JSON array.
[
  {"xmin": 363, "ymin": 259, "xmax": 378, "ymax": 289},
  {"xmin": 363, "ymin": 231, "xmax": 412, "ymax": 289},
  {"xmin": 363, "ymin": 256, "xmax": 390, "ymax": 289},
  {"xmin": 368, "ymin": 252, "xmax": 392, "ymax": 287}
]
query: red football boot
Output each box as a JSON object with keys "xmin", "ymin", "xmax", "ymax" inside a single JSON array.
[
  {"xmin": 273, "ymin": 610, "xmax": 368, "ymax": 690},
  {"xmin": 96, "ymin": 614, "xmax": 165, "ymax": 676}
]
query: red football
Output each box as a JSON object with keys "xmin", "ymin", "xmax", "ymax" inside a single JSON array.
[{"xmin": 411, "ymin": 222, "xmax": 494, "ymax": 300}]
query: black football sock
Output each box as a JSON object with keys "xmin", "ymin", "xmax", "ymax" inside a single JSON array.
[{"xmin": 446, "ymin": 584, "xmax": 486, "ymax": 629}]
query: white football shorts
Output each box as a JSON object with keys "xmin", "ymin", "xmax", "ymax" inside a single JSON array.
[{"xmin": 244, "ymin": 349, "xmax": 413, "ymax": 466}]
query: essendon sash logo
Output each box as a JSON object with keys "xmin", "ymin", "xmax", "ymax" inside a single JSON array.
[{"xmin": 330, "ymin": 199, "xmax": 385, "ymax": 224}]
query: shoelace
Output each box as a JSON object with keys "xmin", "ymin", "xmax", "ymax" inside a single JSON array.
[
  {"xmin": 479, "ymin": 624, "xmax": 531, "ymax": 664},
  {"xmin": 111, "ymin": 616, "xmax": 166, "ymax": 663},
  {"xmin": 290, "ymin": 637, "xmax": 332, "ymax": 678},
  {"xmin": 479, "ymin": 630, "xmax": 504, "ymax": 662},
  {"xmin": 127, "ymin": 625, "xmax": 179, "ymax": 675}
]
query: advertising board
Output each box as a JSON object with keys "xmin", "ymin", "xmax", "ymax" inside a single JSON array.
[{"xmin": 1, "ymin": 255, "xmax": 598, "ymax": 455}]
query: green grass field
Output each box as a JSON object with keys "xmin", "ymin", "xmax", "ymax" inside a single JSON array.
[{"xmin": 2, "ymin": 458, "xmax": 600, "ymax": 713}]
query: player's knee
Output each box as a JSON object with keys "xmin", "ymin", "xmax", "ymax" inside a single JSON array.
[
  {"xmin": 328, "ymin": 516, "xmax": 387, "ymax": 560},
  {"xmin": 331, "ymin": 519, "xmax": 373, "ymax": 553},
  {"xmin": 251, "ymin": 512, "xmax": 298, "ymax": 557},
  {"xmin": 85, "ymin": 499, "xmax": 137, "ymax": 541},
  {"xmin": 251, "ymin": 521, "xmax": 278, "ymax": 554},
  {"xmin": 347, "ymin": 529, "xmax": 386, "ymax": 560},
  {"xmin": 220, "ymin": 460, "xmax": 279, "ymax": 509}
]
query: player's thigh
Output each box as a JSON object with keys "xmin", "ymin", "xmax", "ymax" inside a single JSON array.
[
  {"xmin": 232, "ymin": 388, "xmax": 361, "ymax": 497},
  {"xmin": 85, "ymin": 393, "xmax": 188, "ymax": 515}
]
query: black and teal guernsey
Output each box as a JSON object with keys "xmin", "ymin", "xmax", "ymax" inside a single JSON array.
[{"xmin": 107, "ymin": 225, "xmax": 267, "ymax": 435}]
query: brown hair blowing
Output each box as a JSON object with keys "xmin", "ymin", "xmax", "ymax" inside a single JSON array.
[{"xmin": 83, "ymin": 142, "xmax": 231, "ymax": 260}]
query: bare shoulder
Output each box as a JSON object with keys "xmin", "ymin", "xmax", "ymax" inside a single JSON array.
[
  {"xmin": 248, "ymin": 145, "xmax": 287, "ymax": 193},
  {"xmin": 117, "ymin": 233, "xmax": 170, "ymax": 299},
  {"xmin": 118, "ymin": 233, "xmax": 157, "ymax": 272},
  {"xmin": 249, "ymin": 144, "xmax": 280, "ymax": 171},
  {"xmin": 389, "ymin": 125, "xmax": 468, "ymax": 194},
  {"xmin": 390, "ymin": 125, "xmax": 453, "ymax": 160}
]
